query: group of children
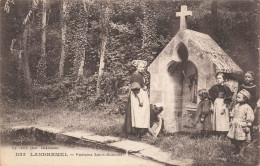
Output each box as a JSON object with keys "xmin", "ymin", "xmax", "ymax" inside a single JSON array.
[
  {"xmin": 126, "ymin": 60, "xmax": 259, "ymax": 155},
  {"xmin": 193, "ymin": 71, "xmax": 259, "ymax": 156}
]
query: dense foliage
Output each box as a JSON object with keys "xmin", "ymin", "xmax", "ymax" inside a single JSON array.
[{"xmin": 1, "ymin": 0, "xmax": 259, "ymax": 112}]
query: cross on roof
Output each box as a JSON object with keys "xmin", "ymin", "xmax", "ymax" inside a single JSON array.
[{"xmin": 176, "ymin": 5, "xmax": 192, "ymax": 31}]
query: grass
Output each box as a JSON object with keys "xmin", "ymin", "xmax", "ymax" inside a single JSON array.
[
  {"xmin": 0, "ymin": 105, "xmax": 125, "ymax": 137},
  {"xmin": 143, "ymin": 133, "xmax": 259, "ymax": 166},
  {"xmin": 1, "ymin": 104, "xmax": 259, "ymax": 166}
]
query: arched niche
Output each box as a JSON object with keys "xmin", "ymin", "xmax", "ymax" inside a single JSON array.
[{"xmin": 167, "ymin": 42, "xmax": 198, "ymax": 113}]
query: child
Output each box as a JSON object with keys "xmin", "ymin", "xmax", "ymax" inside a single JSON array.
[
  {"xmin": 193, "ymin": 89, "xmax": 212, "ymax": 132},
  {"xmin": 148, "ymin": 103, "xmax": 164, "ymax": 137},
  {"xmin": 209, "ymin": 72, "xmax": 232, "ymax": 133},
  {"xmin": 227, "ymin": 89, "xmax": 254, "ymax": 155},
  {"xmin": 238, "ymin": 71, "xmax": 258, "ymax": 110}
]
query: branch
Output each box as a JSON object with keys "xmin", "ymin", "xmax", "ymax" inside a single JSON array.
[
  {"xmin": 4, "ymin": 0, "xmax": 15, "ymax": 13},
  {"xmin": 23, "ymin": 0, "xmax": 41, "ymax": 25},
  {"xmin": 10, "ymin": 39, "xmax": 17, "ymax": 54},
  {"xmin": 32, "ymin": 0, "xmax": 40, "ymax": 9},
  {"xmin": 18, "ymin": 50, "xmax": 23, "ymax": 60},
  {"xmin": 23, "ymin": 10, "xmax": 33, "ymax": 25}
]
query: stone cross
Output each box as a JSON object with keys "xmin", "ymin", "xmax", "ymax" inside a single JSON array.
[{"xmin": 176, "ymin": 5, "xmax": 192, "ymax": 31}]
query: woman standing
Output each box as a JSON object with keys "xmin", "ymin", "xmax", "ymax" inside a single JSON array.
[
  {"xmin": 209, "ymin": 72, "xmax": 233, "ymax": 133},
  {"xmin": 125, "ymin": 60, "xmax": 150, "ymax": 137}
]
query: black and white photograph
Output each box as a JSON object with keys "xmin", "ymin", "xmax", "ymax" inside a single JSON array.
[{"xmin": 0, "ymin": 0, "xmax": 260, "ymax": 165}]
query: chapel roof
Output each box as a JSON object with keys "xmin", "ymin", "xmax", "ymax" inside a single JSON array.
[
  {"xmin": 148, "ymin": 29, "xmax": 243, "ymax": 74},
  {"xmin": 178, "ymin": 29, "xmax": 242, "ymax": 74}
]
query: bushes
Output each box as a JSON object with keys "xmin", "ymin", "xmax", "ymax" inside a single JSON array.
[{"xmin": 3, "ymin": 73, "xmax": 130, "ymax": 114}]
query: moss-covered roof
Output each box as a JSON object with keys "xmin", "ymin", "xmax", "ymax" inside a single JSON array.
[
  {"xmin": 179, "ymin": 29, "xmax": 242, "ymax": 74},
  {"xmin": 149, "ymin": 29, "xmax": 243, "ymax": 74}
]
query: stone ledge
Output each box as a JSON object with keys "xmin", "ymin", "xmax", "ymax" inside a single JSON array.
[
  {"xmin": 135, "ymin": 147, "xmax": 193, "ymax": 166},
  {"xmin": 108, "ymin": 140, "xmax": 154, "ymax": 153},
  {"xmin": 82, "ymin": 135, "xmax": 121, "ymax": 143},
  {"xmin": 62, "ymin": 131, "xmax": 95, "ymax": 138},
  {"xmin": 6, "ymin": 126, "xmax": 193, "ymax": 166},
  {"xmin": 11, "ymin": 126, "xmax": 34, "ymax": 130},
  {"xmin": 62, "ymin": 131, "xmax": 121, "ymax": 144},
  {"xmin": 35, "ymin": 126, "xmax": 63, "ymax": 134}
]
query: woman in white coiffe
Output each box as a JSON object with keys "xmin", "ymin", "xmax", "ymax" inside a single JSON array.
[{"xmin": 125, "ymin": 60, "xmax": 150, "ymax": 137}]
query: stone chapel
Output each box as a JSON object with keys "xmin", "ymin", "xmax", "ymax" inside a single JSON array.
[{"xmin": 148, "ymin": 5, "xmax": 243, "ymax": 133}]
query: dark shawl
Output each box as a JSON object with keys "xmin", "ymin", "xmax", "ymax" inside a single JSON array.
[
  {"xmin": 130, "ymin": 72, "xmax": 145, "ymax": 88},
  {"xmin": 208, "ymin": 84, "xmax": 232, "ymax": 103}
]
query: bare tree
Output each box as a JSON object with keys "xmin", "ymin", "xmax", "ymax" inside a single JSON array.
[
  {"xmin": 258, "ymin": 1, "xmax": 260, "ymax": 93},
  {"xmin": 211, "ymin": 1, "xmax": 218, "ymax": 40},
  {"xmin": 37, "ymin": 0, "xmax": 47, "ymax": 82},
  {"xmin": 76, "ymin": 0, "xmax": 91, "ymax": 83},
  {"xmin": 22, "ymin": 24, "xmax": 32, "ymax": 95},
  {"xmin": 58, "ymin": 0, "xmax": 68, "ymax": 78},
  {"xmin": 96, "ymin": 4, "xmax": 109, "ymax": 98}
]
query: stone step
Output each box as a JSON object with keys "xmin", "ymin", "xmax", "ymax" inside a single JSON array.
[
  {"xmin": 82, "ymin": 135, "xmax": 121, "ymax": 143},
  {"xmin": 108, "ymin": 140, "xmax": 154, "ymax": 153},
  {"xmin": 35, "ymin": 126, "xmax": 63, "ymax": 133},
  {"xmin": 63, "ymin": 131, "xmax": 121, "ymax": 143},
  {"xmin": 136, "ymin": 147, "xmax": 193, "ymax": 166},
  {"xmin": 62, "ymin": 131, "xmax": 95, "ymax": 138},
  {"xmin": 11, "ymin": 125, "xmax": 33, "ymax": 130}
]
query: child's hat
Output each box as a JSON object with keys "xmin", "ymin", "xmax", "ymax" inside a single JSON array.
[
  {"xmin": 239, "ymin": 89, "xmax": 251, "ymax": 100},
  {"xmin": 130, "ymin": 82, "xmax": 141, "ymax": 90}
]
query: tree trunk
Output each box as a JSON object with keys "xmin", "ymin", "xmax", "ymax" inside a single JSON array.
[
  {"xmin": 140, "ymin": 1, "xmax": 156, "ymax": 92},
  {"xmin": 96, "ymin": 6, "xmax": 109, "ymax": 98},
  {"xmin": 58, "ymin": 0, "xmax": 68, "ymax": 78},
  {"xmin": 256, "ymin": 1, "xmax": 260, "ymax": 96},
  {"xmin": 37, "ymin": 0, "xmax": 47, "ymax": 82},
  {"xmin": 141, "ymin": 1, "xmax": 149, "ymax": 51},
  {"xmin": 22, "ymin": 24, "xmax": 31, "ymax": 96},
  {"xmin": 141, "ymin": 1, "xmax": 157, "ymax": 62},
  {"xmin": 211, "ymin": 1, "xmax": 218, "ymax": 40},
  {"xmin": 71, "ymin": 0, "xmax": 90, "ymax": 82},
  {"xmin": 76, "ymin": 48, "xmax": 86, "ymax": 83}
]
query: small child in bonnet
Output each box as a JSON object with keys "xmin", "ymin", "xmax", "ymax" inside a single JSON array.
[
  {"xmin": 227, "ymin": 89, "xmax": 254, "ymax": 155},
  {"xmin": 148, "ymin": 103, "xmax": 164, "ymax": 137}
]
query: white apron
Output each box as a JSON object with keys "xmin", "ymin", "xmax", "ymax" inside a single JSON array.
[
  {"xmin": 212, "ymin": 98, "xmax": 229, "ymax": 131},
  {"xmin": 130, "ymin": 89, "xmax": 150, "ymax": 128}
]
